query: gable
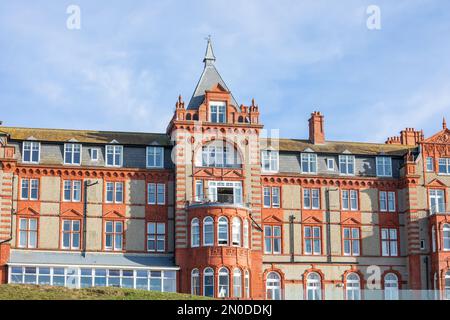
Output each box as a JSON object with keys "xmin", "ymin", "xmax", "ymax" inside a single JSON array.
[{"xmin": 424, "ymin": 128, "xmax": 450, "ymax": 144}]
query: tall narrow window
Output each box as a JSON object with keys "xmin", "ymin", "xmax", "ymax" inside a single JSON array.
[
  {"xmin": 18, "ymin": 218, "xmax": 38, "ymax": 248},
  {"xmin": 106, "ymin": 182, "xmax": 114, "ymax": 203},
  {"xmin": 384, "ymin": 273, "xmax": 399, "ymax": 300},
  {"xmin": 64, "ymin": 143, "xmax": 82, "ymax": 165},
  {"xmin": 261, "ymin": 151, "xmax": 279, "ymax": 172},
  {"xmin": 191, "ymin": 218, "xmax": 200, "ymax": 247},
  {"xmin": 115, "ymin": 182, "xmax": 123, "ymax": 203},
  {"xmin": 203, "ymin": 268, "xmax": 215, "ymax": 297},
  {"xmin": 61, "ymin": 220, "xmax": 81, "ymax": 250},
  {"xmin": 306, "ymin": 272, "xmax": 322, "ymax": 300},
  {"xmin": 195, "ymin": 180, "xmax": 204, "ymax": 202},
  {"xmin": 376, "ymin": 157, "xmax": 393, "ymax": 177},
  {"xmin": 263, "ymin": 187, "xmax": 271, "ymax": 207},
  {"xmin": 203, "ymin": 217, "xmax": 214, "ymax": 246},
  {"xmin": 245, "ymin": 270, "xmax": 250, "ymax": 298},
  {"xmin": 218, "ymin": 268, "xmax": 229, "ymax": 298},
  {"xmin": 429, "ymin": 189, "xmax": 445, "ymax": 214},
  {"xmin": 272, "ymin": 187, "xmax": 280, "ymax": 208},
  {"xmin": 147, "ymin": 222, "xmax": 165, "ymax": 252},
  {"xmin": 445, "ymin": 271, "xmax": 450, "ymax": 300},
  {"xmin": 443, "ymin": 224, "xmax": 450, "ymax": 251},
  {"xmin": 105, "ymin": 145, "xmax": 123, "ymax": 167},
  {"xmin": 304, "ymin": 226, "xmax": 321, "ymax": 255},
  {"xmin": 339, "ymin": 155, "xmax": 355, "ymax": 175},
  {"xmin": 342, "ymin": 190, "xmax": 358, "ymax": 211},
  {"xmin": 243, "ymin": 219, "xmax": 249, "ymax": 248},
  {"xmin": 381, "ymin": 228, "xmax": 398, "ymax": 256},
  {"xmin": 266, "ymin": 272, "xmax": 281, "ymax": 300},
  {"xmin": 432, "ymin": 225, "xmax": 436, "ymax": 252},
  {"xmin": 264, "ymin": 225, "xmax": 281, "ymax": 254},
  {"xmin": 105, "ymin": 221, "xmax": 123, "ymax": 251},
  {"xmin": 232, "ymin": 217, "xmax": 242, "ymax": 246},
  {"xmin": 343, "ymin": 227, "xmax": 360, "ymax": 256},
  {"xmin": 146, "ymin": 146, "xmax": 164, "ymax": 168},
  {"xmin": 233, "ymin": 268, "xmax": 242, "ymax": 298},
  {"xmin": 301, "ymin": 153, "xmax": 317, "ymax": 174},
  {"xmin": 426, "ymin": 157, "xmax": 434, "ymax": 172},
  {"xmin": 191, "ymin": 269, "xmax": 200, "ymax": 296},
  {"xmin": 218, "ymin": 217, "xmax": 229, "ymax": 246},
  {"xmin": 22, "ymin": 141, "xmax": 40, "ymax": 163},
  {"xmin": 157, "ymin": 184, "xmax": 165, "ymax": 204},
  {"xmin": 346, "ymin": 273, "xmax": 361, "ymax": 300},
  {"xmin": 21, "ymin": 179, "xmax": 29, "ymax": 200}
]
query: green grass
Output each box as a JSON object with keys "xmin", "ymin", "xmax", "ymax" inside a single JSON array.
[{"xmin": 0, "ymin": 284, "xmax": 211, "ymax": 300}]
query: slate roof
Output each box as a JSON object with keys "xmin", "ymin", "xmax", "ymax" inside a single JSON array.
[
  {"xmin": 0, "ymin": 126, "xmax": 171, "ymax": 146},
  {"xmin": 263, "ymin": 138, "xmax": 414, "ymax": 156},
  {"xmin": 187, "ymin": 39, "xmax": 239, "ymax": 110},
  {"xmin": 8, "ymin": 250, "xmax": 179, "ymax": 269}
]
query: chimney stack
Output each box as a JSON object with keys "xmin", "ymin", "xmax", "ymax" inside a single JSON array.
[{"xmin": 308, "ymin": 111, "xmax": 325, "ymax": 144}]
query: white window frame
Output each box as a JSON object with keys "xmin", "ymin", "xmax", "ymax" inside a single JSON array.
[
  {"xmin": 381, "ymin": 228, "xmax": 398, "ymax": 257},
  {"xmin": 89, "ymin": 148, "xmax": 99, "ymax": 162},
  {"xmin": 22, "ymin": 141, "xmax": 40, "ymax": 164},
  {"xmin": 343, "ymin": 227, "xmax": 360, "ymax": 256},
  {"xmin": 443, "ymin": 224, "xmax": 450, "ymax": 251},
  {"xmin": 147, "ymin": 183, "xmax": 165, "ymax": 205},
  {"xmin": 61, "ymin": 219, "xmax": 81, "ymax": 250},
  {"xmin": 104, "ymin": 220, "xmax": 124, "ymax": 251},
  {"xmin": 301, "ymin": 153, "xmax": 317, "ymax": 174},
  {"xmin": 376, "ymin": 157, "xmax": 393, "ymax": 177},
  {"xmin": 346, "ymin": 273, "xmax": 361, "ymax": 300},
  {"xmin": 64, "ymin": 143, "xmax": 82, "ymax": 165},
  {"xmin": 203, "ymin": 217, "xmax": 214, "ymax": 246},
  {"xmin": 207, "ymin": 181, "xmax": 243, "ymax": 205},
  {"xmin": 105, "ymin": 145, "xmax": 123, "ymax": 167},
  {"xmin": 20, "ymin": 178, "xmax": 39, "ymax": 201},
  {"xmin": 191, "ymin": 218, "xmax": 200, "ymax": 248},
  {"xmin": 429, "ymin": 189, "xmax": 445, "ymax": 214},
  {"xmin": 327, "ymin": 158, "xmax": 335, "ymax": 171},
  {"xmin": 261, "ymin": 150, "xmax": 279, "ymax": 173},
  {"xmin": 426, "ymin": 157, "xmax": 434, "ymax": 172},
  {"xmin": 209, "ymin": 101, "xmax": 226, "ymax": 123},
  {"xmin": 105, "ymin": 182, "xmax": 123, "ymax": 204},
  {"xmin": 146, "ymin": 222, "xmax": 166, "ymax": 252},
  {"xmin": 18, "ymin": 217, "xmax": 38, "ymax": 249},
  {"xmin": 438, "ymin": 158, "xmax": 450, "ymax": 175},
  {"xmin": 146, "ymin": 146, "xmax": 164, "ymax": 168},
  {"xmin": 339, "ymin": 155, "xmax": 355, "ymax": 176}
]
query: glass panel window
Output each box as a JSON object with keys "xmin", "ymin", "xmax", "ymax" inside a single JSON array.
[
  {"xmin": 264, "ymin": 225, "xmax": 281, "ymax": 254},
  {"xmin": 303, "ymin": 188, "xmax": 320, "ymax": 209},
  {"xmin": 439, "ymin": 158, "xmax": 450, "ymax": 174},
  {"xmin": 210, "ymin": 103, "xmax": 226, "ymax": 123},
  {"xmin": 272, "ymin": 187, "xmax": 280, "ymax": 208},
  {"xmin": 191, "ymin": 269, "xmax": 200, "ymax": 295},
  {"xmin": 106, "ymin": 182, "xmax": 114, "ymax": 203},
  {"xmin": 233, "ymin": 268, "xmax": 242, "ymax": 298},
  {"xmin": 443, "ymin": 224, "xmax": 450, "ymax": 251},
  {"xmin": 339, "ymin": 155, "xmax": 355, "ymax": 175},
  {"xmin": 157, "ymin": 184, "xmax": 165, "ymax": 204},
  {"xmin": 147, "ymin": 222, "xmax": 165, "ymax": 252},
  {"xmin": 232, "ymin": 217, "xmax": 242, "ymax": 246},
  {"xmin": 191, "ymin": 218, "xmax": 200, "ymax": 247},
  {"xmin": 243, "ymin": 220, "xmax": 249, "ymax": 249},
  {"xmin": 263, "ymin": 187, "xmax": 271, "ymax": 207},
  {"xmin": 105, "ymin": 182, "xmax": 123, "ymax": 204},
  {"xmin": 346, "ymin": 273, "xmax": 361, "ymax": 300},
  {"xmin": 22, "ymin": 141, "xmax": 40, "ymax": 163},
  {"xmin": 263, "ymin": 187, "xmax": 280, "ymax": 208},
  {"xmin": 376, "ymin": 157, "xmax": 393, "ymax": 177},
  {"xmin": 301, "ymin": 153, "xmax": 317, "ymax": 174},
  {"xmin": 63, "ymin": 180, "xmax": 82, "ymax": 202},
  {"xmin": 343, "ymin": 227, "xmax": 360, "ymax": 256},
  {"xmin": 381, "ymin": 228, "xmax": 398, "ymax": 256},
  {"xmin": 218, "ymin": 217, "xmax": 229, "ymax": 245},
  {"xmin": 89, "ymin": 148, "xmax": 99, "ymax": 162},
  {"xmin": 105, "ymin": 145, "xmax": 123, "ymax": 167},
  {"xmin": 266, "ymin": 272, "xmax": 281, "ymax": 300},
  {"xmin": 105, "ymin": 221, "xmax": 123, "ymax": 251},
  {"xmin": 64, "ymin": 143, "xmax": 82, "ymax": 165},
  {"xmin": 203, "ymin": 268, "xmax": 214, "ymax": 297},
  {"xmin": 384, "ymin": 273, "xmax": 399, "ymax": 300},
  {"xmin": 18, "ymin": 218, "xmax": 38, "ymax": 248},
  {"xmin": 20, "ymin": 179, "xmax": 39, "ymax": 200},
  {"xmin": 203, "ymin": 217, "xmax": 214, "ymax": 246},
  {"xmin": 115, "ymin": 182, "xmax": 123, "ymax": 203},
  {"xmin": 350, "ymin": 190, "xmax": 358, "ymax": 210},
  {"xmin": 306, "ymin": 272, "xmax": 322, "ymax": 300},
  {"xmin": 146, "ymin": 146, "xmax": 164, "ymax": 168},
  {"xmin": 21, "ymin": 179, "xmax": 29, "ymax": 200},
  {"xmin": 327, "ymin": 158, "xmax": 335, "ymax": 171},
  {"xmin": 426, "ymin": 157, "xmax": 434, "ymax": 172},
  {"xmin": 429, "ymin": 189, "xmax": 445, "ymax": 214},
  {"xmin": 61, "ymin": 219, "xmax": 81, "ymax": 250},
  {"xmin": 304, "ymin": 226, "xmax": 321, "ymax": 255},
  {"xmin": 261, "ymin": 150, "xmax": 279, "ymax": 172},
  {"xmin": 218, "ymin": 268, "xmax": 229, "ymax": 298},
  {"xmin": 195, "ymin": 180, "xmax": 204, "ymax": 202}
]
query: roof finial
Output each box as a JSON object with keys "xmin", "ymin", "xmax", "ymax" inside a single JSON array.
[
  {"xmin": 443, "ymin": 117, "xmax": 447, "ymax": 130},
  {"xmin": 203, "ymin": 35, "xmax": 216, "ymax": 67}
]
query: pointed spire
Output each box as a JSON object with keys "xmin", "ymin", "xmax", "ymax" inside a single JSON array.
[
  {"xmin": 443, "ymin": 117, "xmax": 447, "ymax": 130},
  {"xmin": 203, "ymin": 35, "xmax": 216, "ymax": 67}
]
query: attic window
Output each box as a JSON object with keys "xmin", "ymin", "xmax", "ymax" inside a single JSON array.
[{"xmin": 210, "ymin": 101, "xmax": 226, "ymax": 123}]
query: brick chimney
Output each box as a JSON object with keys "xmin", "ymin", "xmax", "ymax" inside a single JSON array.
[
  {"xmin": 308, "ymin": 111, "xmax": 325, "ymax": 144},
  {"xmin": 385, "ymin": 128, "xmax": 424, "ymax": 146}
]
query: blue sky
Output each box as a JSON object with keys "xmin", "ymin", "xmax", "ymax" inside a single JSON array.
[{"xmin": 0, "ymin": 0, "xmax": 449, "ymax": 142}]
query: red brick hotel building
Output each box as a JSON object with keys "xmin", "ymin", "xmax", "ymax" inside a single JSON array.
[{"xmin": 0, "ymin": 40, "xmax": 449, "ymax": 300}]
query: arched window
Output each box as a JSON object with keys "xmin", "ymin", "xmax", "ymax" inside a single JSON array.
[
  {"xmin": 443, "ymin": 224, "xmax": 450, "ymax": 251},
  {"xmin": 245, "ymin": 270, "xmax": 250, "ymax": 298},
  {"xmin": 434, "ymin": 272, "xmax": 439, "ymax": 300},
  {"xmin": 203, "ymin": 268, "xmax": 214, "ymax": 297},
  {"xmin": 232, "ymin": 217, "xmax": 242, "ymax": 246},
  {"xmin": 218, "ymin": 217, "xmax": 229, "ymax": 246},
  {"xmin": 306, "ymin": 272, "xmax": 322, "ymax": 300},
  {"xmin": 266, "ymin": 272, "xmax": 281, "ymax": 300},
  {"xmin": 432, "ymin": 225, "xmax": 436, "ymax": 252},
  {"xmin": 218, "ymin": 267, "xmax": 229, "ymax": 298},
  {"xmin": 446, "ymin": 271, "xmax": 450, "ymax": 300},
  {"xmin": 198, "ymin": 140, "xmax": 242, "ymax": 168},
  {"xmin": 346, "ymin": 273, "xmax": 361, "ymax": 300},
  {"xmin": 233, "ymin": 268, "xmax": 242, "ymax": 298},
  {"xmin": 203, "ymin": 217, "xmax": 214, "ymax": 246},
  {"xmin": 191, "ymin": 269, "xmax": 200, "ymax": 295},
  {"xmin": 384, "ymin": 273, "xmax": 399, "ymax": 300},
  {"xmin": 186, "ymin": 113, "xmax": 192, "ymax": 120},
  {"xmin": 191, "ymin": 218, "xmax": 200, "ymax": 247},
  {"xmin": 243, "ymin": 219, "xmax": 249, "ymax": 248}
]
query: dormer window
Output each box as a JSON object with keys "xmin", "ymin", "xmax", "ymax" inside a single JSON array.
[
  {"xmin": 105, "ymin": 145, "xmax": 123, "ymax": 167},
  {"xmin": 301, "ymin": 153, "xmax": 317, "ymax": 174},
  {"xmin": 210, "ymin": 102, "xmax": 226, "ymax": 123},
  {"xmin": 376, "ymin": 157, "xmax": 392, "ymax": 177},
  {"xmin": 146, "ymin": 146, "xmax": 164, "ymax": 168},
  {"xmin": 261, "ymin": 150, "xmax": 279, "ymax": 173},
  {"xmin": 22, "ymin": 141, "xmax": 40, "ymax": 164},
  {"xmin": 64, "ymin": 143, "xmax": 82, "ymax": 165},
  {"xmin": 339, "ymin": 155, "xmax": 355, "ymax": 176}
]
